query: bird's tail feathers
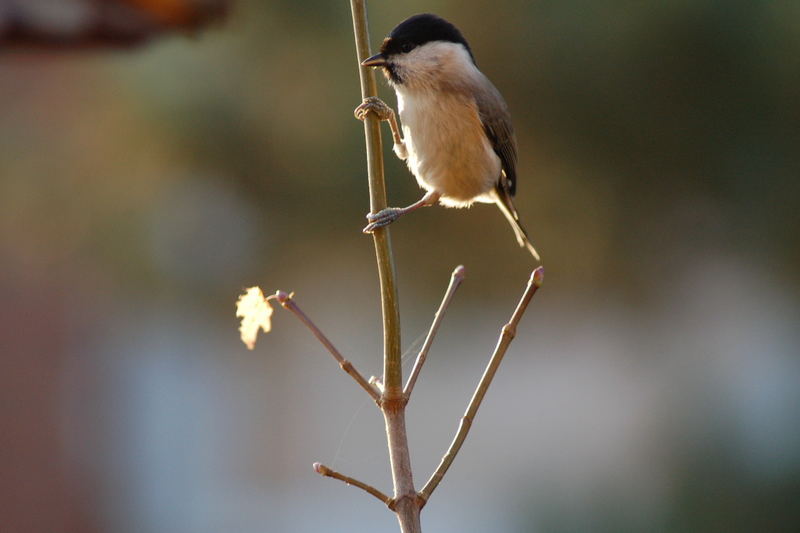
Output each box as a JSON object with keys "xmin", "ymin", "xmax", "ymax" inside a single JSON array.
[{"xmin": 493, "ymin": 187, "xmax": 541, "ymax": 261}]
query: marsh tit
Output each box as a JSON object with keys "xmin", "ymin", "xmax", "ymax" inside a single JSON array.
[{"xmin": 355, "ymin": 13, "xmax": 540, "ymax": 260}]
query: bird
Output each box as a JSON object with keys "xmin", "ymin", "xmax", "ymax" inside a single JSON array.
[{"xmin": 355, "ymin": 13, "xmax": 540, "ymax": 261}]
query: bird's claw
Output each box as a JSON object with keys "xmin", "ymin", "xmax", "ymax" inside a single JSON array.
[
  {"xmin": 362, "ymin": 207, "xmax": 402, "ymax": 233},
  {"xmin": 354, "ymin": 97, "xmax": 394, "ymax": 122}
]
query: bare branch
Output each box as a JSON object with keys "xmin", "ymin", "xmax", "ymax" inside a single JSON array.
[
  {"xmin": 418, "ymin": 267, "xmax": 544, "ymax": 503},
  {"xmin": 275, "ymin": 291, "xmax": 380, "ymax": 403},
  {"xmin": 349, "ymin": 2, "xmax": 421, "ymax": 530},
  {"xmin": 404, "ymin": 265, "xmax": 466, "ymax": 398},
  {"xmin": 314, "ymin": 462, "xmax": 394, "ymax": 508}
]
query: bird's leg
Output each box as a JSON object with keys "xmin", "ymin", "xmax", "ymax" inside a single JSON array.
[
  {"xmin": 354, "ymin": 96, "xmax": 407, "ymax": 160},
  {"xmin": 363, "ymin": 191, "xmax": 440, "ymax": 234}
]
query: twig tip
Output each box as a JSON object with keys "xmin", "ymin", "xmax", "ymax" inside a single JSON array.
[
  {"xmin": 452, "ymin": 265, "xmax": 466, "ymax": 280},
  {"xmin": 532, "ymin": 266, "xmax": 544, "ymax": 288},
  {"xmin": 274, "ymin": 290, "xmax": 293, "ymax": 306},
  {"xmin": 313, "ymin": 462, "xmax": 328, "ymax": 475}
]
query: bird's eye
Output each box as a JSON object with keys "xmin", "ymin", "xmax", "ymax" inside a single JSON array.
[{"xmin": 400, "ymin": 42, "xmax": 414, "ymax": 53}]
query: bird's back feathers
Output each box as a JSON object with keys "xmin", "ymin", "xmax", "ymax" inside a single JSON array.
[{"xmin": 475, "ymin": 78, "xmax": 518, "ymax": 195}]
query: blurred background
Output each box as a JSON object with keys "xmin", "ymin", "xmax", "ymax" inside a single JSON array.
[{"xmin": 1, "ymin": 1, "xmax": 799, "ymax": 532}]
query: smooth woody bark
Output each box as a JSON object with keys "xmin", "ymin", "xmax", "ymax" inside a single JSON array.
[{"xmin": 349, "ymin": 2, "xmax": 421, "ymax": 532}]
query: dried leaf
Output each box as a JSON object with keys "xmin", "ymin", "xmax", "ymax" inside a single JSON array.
[{"xmin": 236, "ymin": 286, "xmax": 274, "ymax": 350}]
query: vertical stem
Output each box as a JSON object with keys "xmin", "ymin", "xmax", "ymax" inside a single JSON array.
[
  {"xmin": 348, "ymin": 0, "xmax": 401, "ymax": 397},
  {"xmin": 349, "ymin": 2, "xmax": 420, "ymax": 532},
  {"xmin": 383, "ymin": 405, "xmax": 421, "ymax": 532}
]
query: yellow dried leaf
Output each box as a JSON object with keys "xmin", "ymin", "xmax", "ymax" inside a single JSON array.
[{"xmin": 236, "ymin": 286, "xmax": 274, "ymax": 350}]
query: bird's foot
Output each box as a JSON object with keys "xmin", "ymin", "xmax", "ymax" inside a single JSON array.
[
  {"xmin": 363, "ymin": 207, "xmax": 404, "ymax": 233},
  {"xmin": 354, "ymin": 97, "xmax": 394, "ymax": 122}
]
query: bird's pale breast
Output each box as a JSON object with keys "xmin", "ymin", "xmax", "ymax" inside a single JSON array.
[{"xmin": 397, "ymin": 88, "xmax": 501, "ymax": 207}]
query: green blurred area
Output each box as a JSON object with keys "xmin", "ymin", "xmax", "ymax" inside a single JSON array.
[
  {"xmin": 3, "ymin": 1, "xmax": 799, "ymax": 295},
  {"xmin": 1, "ymin": 1, "xmax": 799, "ymax": 532}
]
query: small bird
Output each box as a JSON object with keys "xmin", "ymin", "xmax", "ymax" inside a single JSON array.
[{"xmin": 355, "ymin": 13, "xmax": 540, "ymax": 260}]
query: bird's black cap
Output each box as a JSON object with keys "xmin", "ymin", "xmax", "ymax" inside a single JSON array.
[{"xmin": 380, "ymin": 13, "xmax": 474, "ymax": 62}]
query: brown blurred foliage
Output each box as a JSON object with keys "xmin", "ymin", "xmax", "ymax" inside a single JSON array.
[{"xmin": 0, "ymin": 0, "xmax": 229, "ymax": 48}]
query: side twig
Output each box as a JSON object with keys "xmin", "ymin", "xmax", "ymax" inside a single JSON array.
[
  {"xmin": 418, "ymin": 267, "xmax": 545, "ymax": 504},
  {"xmin": 404, "ymin": 265, "xmax": 466, "ymax": 398},
  {"xmin": 275, "ymin": 291, "xmax": 380, "ymax": 403},
  {"xmin": 314, "ymin": 462, "xmax": 394, "ymax": 508}
]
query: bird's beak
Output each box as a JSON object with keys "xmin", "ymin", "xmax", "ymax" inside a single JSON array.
[{"xmin": 361, "ymin": 53, "xmax": 388, "ymax": 67}]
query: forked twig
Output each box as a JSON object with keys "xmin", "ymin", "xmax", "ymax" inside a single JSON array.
[
  {"xmin": 314, "ymin": 462, "xmax": 394, "ymax": 508},
  {"xmin": 404, "ymin": 265, "xmax": 466, "ymax": 398},
  {"xmin": 275, "ymin": 291, "xmax": 380, "ymax": 403},
  {"xmin": 418, "ymin": 267, "xmax": 544, "ymax": 503}
]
